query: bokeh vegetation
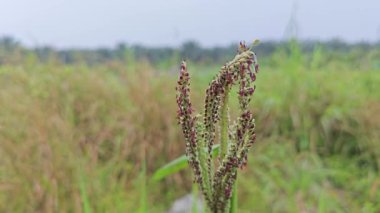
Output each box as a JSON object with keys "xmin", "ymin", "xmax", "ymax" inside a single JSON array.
[{"xmin": 0, "ymin": 37, "xmax": 379, "ymax": 212}]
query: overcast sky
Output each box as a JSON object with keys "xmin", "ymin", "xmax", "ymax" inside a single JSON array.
[{"xmin": 1, "ymin": 0, "xmax": 379, "ymax": 48}]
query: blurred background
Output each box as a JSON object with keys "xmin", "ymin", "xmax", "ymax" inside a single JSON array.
[{"xmin": 0, "ymin": 0, "xmax": 379, "ymax": 212}]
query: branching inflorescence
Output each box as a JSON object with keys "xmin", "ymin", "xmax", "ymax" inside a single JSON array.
[{"xmin": 176, "ymin": 42, "xmax": 260, "ymax": 213}]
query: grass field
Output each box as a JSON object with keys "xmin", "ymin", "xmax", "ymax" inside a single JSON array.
[{"xmin": 0, "ymin": 46, "xmax": 379, "ymax": 212}]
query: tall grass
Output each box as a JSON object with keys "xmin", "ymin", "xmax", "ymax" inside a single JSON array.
[{"xmin": 0, "ymin": 49, "xmax": 379, "ymax": 212}]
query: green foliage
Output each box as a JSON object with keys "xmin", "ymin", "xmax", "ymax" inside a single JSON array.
[{"xmin": 0, "ymin": 43, "xmax": 379, "ymax": 212}]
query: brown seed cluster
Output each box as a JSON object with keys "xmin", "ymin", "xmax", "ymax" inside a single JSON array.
[
  {"xmin": 176, "ymin": 62, "xmax": 203, "ymax": 183},
  {"xmin": 176, "ymin": 42, "xmax": 259, "ymax": 213}
]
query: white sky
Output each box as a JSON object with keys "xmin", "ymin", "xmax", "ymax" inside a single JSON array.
[{"xmin": 0, "ymin": 0, "xmax": 379, "ymax": 48}]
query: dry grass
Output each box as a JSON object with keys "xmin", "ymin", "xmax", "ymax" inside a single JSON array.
[{"xmin": 0, "ymin": 59, "xmax": 379, "ymax": 211}]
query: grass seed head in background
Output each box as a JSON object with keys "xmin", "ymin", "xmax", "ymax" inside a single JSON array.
[{"xmin": 176, "ymin": 42, "xmax": 260, "ymax": 212}]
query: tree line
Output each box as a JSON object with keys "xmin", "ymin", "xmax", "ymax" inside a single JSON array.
[{"xmin": 0, "ymin": 36, "xmax": 379, "ymax": 69}]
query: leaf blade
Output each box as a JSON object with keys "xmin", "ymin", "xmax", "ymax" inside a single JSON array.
[{"xmin": 152, "ymin": 145, "xmax": 220, "ymax": 181}]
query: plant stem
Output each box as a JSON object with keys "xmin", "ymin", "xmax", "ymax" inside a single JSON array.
[
  {"xmin": 192, "ymin": 183, "xmax": 198, "ymax": 213},
  {"xmin": 139, "ymin": 157, "xmax": 147, "ymax": 213},
  {"xmin": 230, "ymin": 176, "xmax": 238, "ymax": 213}
]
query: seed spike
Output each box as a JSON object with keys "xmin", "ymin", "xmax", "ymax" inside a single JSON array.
[{"xmin": 176, "ymin": 41, "xmax": 260, "ymax": 213}]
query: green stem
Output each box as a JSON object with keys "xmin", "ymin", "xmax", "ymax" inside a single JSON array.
[
  {"xmin": 197, "ymin": 136, "xmax": 212, "ymax": 203},
  {"xmin": 192, "ymin": 183, "xmax": 199, "ymax": 213},
  {"xmin": 220, "ymin": 87, "xmax": 230, "ymax": 160},
  {"xmin": 138, "ymin": 158, "xmax": 147, "ymax": 213},
  {"xmin": 230, "ymin": 177, "xmax": 238, "ymax": 213}
]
